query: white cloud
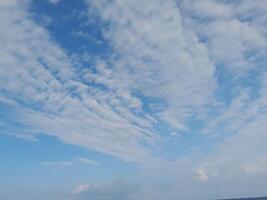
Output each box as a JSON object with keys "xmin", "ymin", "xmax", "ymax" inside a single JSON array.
[
  {"xmin": 1, "ymin": 4, "xmax": 267, "ymax": 198},
  {"xmin": 73, "ymin": 184, "xmax": 91, "ymax": 194},
  {"xmin": 0, "ymin": 0, "xmax": 157, "ymax": 162},
  {"xmin": 40, "ymin": 157, "xmax": 100, "ymax": 170},
  {"xmin": 182, "ymin": 0, "xmax": 233, "ymax": 19},
  {"xmin": 195, "ymin": 168, "xmax": 208, "ymax": 181},
  {"xmin": 73, "ymin": 180, "xmax": 139, "ymax": 200},
  {"xmin": 75, "ymin": 0, "xmax": 267, "ymax": 198},
  {"xmin": 75, "ymin": 157, "xmax": 100, "ymax": 166},
  {"xmin": 40, "ymin": 161, "xmax": 74, "ymax": 169},
  {"xmin": 48, "ymin": 0, "xmax": 61, "ymax": 5},
  {"xmin": 181, "ymin": 1, "xmax": 267, "ymax": 74},
  {"xmin": 86, "ymin": 0, "xmax": 215, "ymax": 132}
]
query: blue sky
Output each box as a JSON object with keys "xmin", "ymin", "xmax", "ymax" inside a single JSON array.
[{"xmin": 0, "ymin": 0, "xmax": 267, "ymax": 200}]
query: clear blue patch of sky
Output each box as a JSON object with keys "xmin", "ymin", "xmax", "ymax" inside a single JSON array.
[
  {"xmin": 0, "ymin": 133, "xmax": 139, "ymax": 186},
  {"xmin": 30, "ymin": 0, "xmax": 110, "ymax": 57}
]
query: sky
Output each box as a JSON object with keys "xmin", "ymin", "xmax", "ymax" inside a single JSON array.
[{"xmin": 0, "ymin": 0, "xmax": 267, "ymax": 199}]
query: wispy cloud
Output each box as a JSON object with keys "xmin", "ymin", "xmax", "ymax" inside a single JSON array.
[
  {"xmin": 75, "ymin": 157, "xmax": 100, "ymax": 166},
  {"xmin": 0, "ymin": 0, "xmax": 156, "ymax": 162},
  {"xmin": 40, "ymin": 161, "xmax": 74, "ymax": 169},
  {"xmin": 48, "ymin": 0, "xmax": 61, "ymax": 5},
  {"xmin": 40, "ymin": 157, "xmax": 100, "ymax": 169},
  {"xmin": 1, "ymin": 2, "xmax": 267, "ymax": 195},
  {"xmin": 86, "ymin": 0, "xmax": 215, "ymax": 132}
]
